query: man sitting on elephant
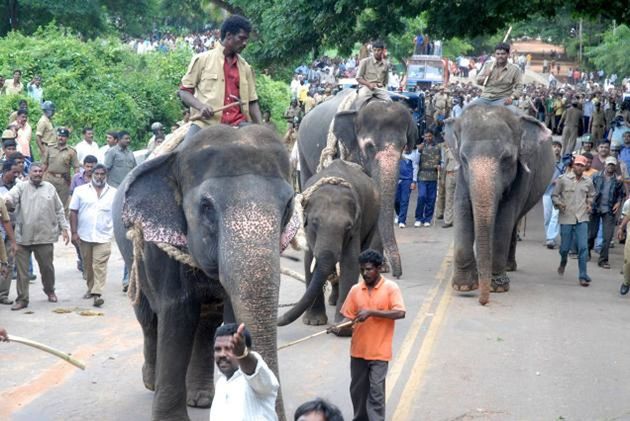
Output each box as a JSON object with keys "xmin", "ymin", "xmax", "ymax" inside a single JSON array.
[
  {"xmin": 355, "ymin": 40, "xmax": 392, "ymax": 109},
  {"xmin": 178, "ymin": 15, "xmax": 262, "ymax": 142},
  {"xmin": 471, "ymin": 42, "xmax": 522, "ymax": 109}
]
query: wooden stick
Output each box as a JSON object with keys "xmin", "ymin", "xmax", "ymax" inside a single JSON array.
[
  {"xmin": 190, "ymin": 101, "xmax": 242, "ymax": 121},
  {"xmin": 7, "ymin": 335, "xmax": 86, "ymax": 370},
  {"xmin": 278, "ymin": 320, "xmax": 354, "ymax": 351}
]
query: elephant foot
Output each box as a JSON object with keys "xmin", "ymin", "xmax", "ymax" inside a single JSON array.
[
  {"xmin": 380, "ymin": 261, "xmax": 391, "ymax": 274},
  {"xmin": 451, "ymin": 269, "xmax": 479, "ymax": 292},
  {"xmin": 142, "ymin": 362, "xmax": 155, "ymax": 391},
  {"xmin": 506, "ymin": 260, "xmax": 517, "ymax": 272},
  {"xmin": 302, "ymin": 310, "xmax": 328, "ymax": 326},
  {"xmin": 491, "ymin": 273, "xmax": 511, "ymax": 293},
  {"xmin": 186, "ymin": 388, "xmax": 213, "ymax": 408}
]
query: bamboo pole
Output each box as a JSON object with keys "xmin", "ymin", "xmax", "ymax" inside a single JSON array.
[
  {"xmin": 7, "ymin": 335, "xmax": 86, "ymax": 370},
  {"xmin": 278, "ymin": 320, "xmax": 354, "ymax": 351}
]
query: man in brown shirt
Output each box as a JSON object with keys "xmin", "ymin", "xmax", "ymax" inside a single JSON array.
[
  {"xmin": 36, "ymin": 101, "xmax": 56, "ymax": 155},
  {"xmin": 552, "ymin": 155, "xmax": 595, "ymax": 286},
  {"xmin": 42, "ymin": 128, "xmax": 80, "ymax": 213},
  {"xmin": 356, "ymin": 40, "xmax": 391, "ymax": 108},
  {"xmin": 559, "ymin": 99, "xmax": 583, "ymax": 155},
  {"xmin": 471, "ymin": 42, "xmax": 522, "ymax": 109}
]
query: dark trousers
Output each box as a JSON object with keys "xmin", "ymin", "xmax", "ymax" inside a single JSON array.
[
  {"xmin": 350, "ymin": 357, "xmax": 388, "ymax": 421},
  {"xmin": 395, "ymin": 179, "xmax": 413, "ymax": 224},
  {"xmin": 588, "ymin": 212, "xmax": 616, "ymax": 264},
  {"xmin": 15, "ymin": 243, "xmax": 55, "ymax": 305},
  {"xmin": 415, "ymin": 180, "xmax": 437, "ymax": 223},
  {"xmin": 559, "ymin": 223, "xmax": 589, "ymax": 281}
]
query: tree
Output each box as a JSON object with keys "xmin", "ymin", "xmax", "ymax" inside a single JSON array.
[{"xmin": 586, "ymin": 24, "xmax": 630, "ymax": 76}]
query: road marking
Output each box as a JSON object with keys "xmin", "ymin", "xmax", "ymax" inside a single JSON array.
[
  {"xmin": 391, "ymin": 260, "xmax": 454, "ymax": 421},
  {"xmin": 386, "ymin": 245, "xmax": 453, "ymax": 400}
]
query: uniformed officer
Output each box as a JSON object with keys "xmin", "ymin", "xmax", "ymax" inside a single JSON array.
[
  {"xmin": 36, "ymin": 101, "xmax": 56, "ymax": 156},
  {"xmin": 432, "ymin": 87, "xmax": 449, "ymax": 121},
  {"xmin": 415, "ymin": 131, "xmax": 441, "ymax": 227},
  {"xmin": 559, "ymin": 99, "xmax": 583, "ymax": 155},
  {"xmin": 42, "ymin": 128, "xmax": 80, "ymax": 212},
  {"xmin": 589, "ymin": 100, "xmax": 606, "ymax": 143},
  {"xmin": 356, "ymin": 40, "xmax": 391, "ymax": 108},
  {"xmin": 442, "ymin": 144, "xmax": 459, "ymax": 228}
]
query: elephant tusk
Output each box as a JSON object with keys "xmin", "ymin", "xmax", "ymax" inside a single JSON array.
[{"xmin": 310, "ymin": 258, "xmax": 317, "ymax": 273}]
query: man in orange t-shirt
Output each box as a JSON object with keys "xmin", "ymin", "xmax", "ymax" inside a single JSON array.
[{"xmin": 339, "ymin": 249, "xmax": 406, "ymax": 421}]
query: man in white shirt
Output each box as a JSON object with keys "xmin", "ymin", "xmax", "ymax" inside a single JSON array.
[
  {"xmin": 210, "ymin": 323, "xmax": 279, "ymax": 421},
  {"xmin": 98, "ymin": 131, "xmax": 119, "ymax": 163},
  {"xmin": 75, "ymin": 127, "xmax": 101, "ymax": 165},
  {"xmin": 69, "ymin": 164, "xmax": 116, "ymax": 307}
]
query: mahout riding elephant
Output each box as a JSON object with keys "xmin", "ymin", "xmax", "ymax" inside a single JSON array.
[
  {"xmin": 112, "ymin": 125, "xmax": 293, "ymax": 420},
  {"xmin": 298, "ymin": 90, "xmax": 417, "ymax": 278},
  {"xmin": 445, "ymin": 105, "xmax": 554, "ymax": 305},
  {"xmin": 277, "ymin": 160, "xmax": 380, "ymax": 326}
]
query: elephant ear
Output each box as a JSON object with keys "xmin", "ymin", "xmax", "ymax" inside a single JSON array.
[
  {"xmin": 122, "ymin": 153, "xmax": 187, "ymax": 247},
  {"xmin": 333, "ymin": 110, "xmax": 358, "ymax": 155},
  {"xmin": 444, "ymin": 117, "xmax": 461, "ymax": 163},
  {"xmin": 519, "ymin": 114, "xmax": 552, "ymax": 173},
  {"xmin": 406, "ymin": 113, "xmax": 419, "ymax": 151}
]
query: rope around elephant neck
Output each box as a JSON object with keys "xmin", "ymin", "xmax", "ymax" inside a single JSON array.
[{"xmin": 316, "ymin": 90, "xmax": 358, "ymax": 173}]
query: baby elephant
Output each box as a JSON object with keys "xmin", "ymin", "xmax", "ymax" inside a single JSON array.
[{"xmin": 278, "ymin": 160, "xmax": 380, "ymax": 326}]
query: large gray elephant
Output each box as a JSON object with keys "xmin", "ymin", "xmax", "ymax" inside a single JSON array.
[
  {"xmin": 112, "ymin": 125, "xmax": 293, "ymax": 420},
  {"xmin": 298, "ymin": 90, "xmax": 417, "ymax": 278},
  {"xmin": 445, "ymin": 105, "xmax": 554, "ymax": 305},
  {"xmin": 278, "ymin": 160, "xmax": 380, "ymax": 326}
]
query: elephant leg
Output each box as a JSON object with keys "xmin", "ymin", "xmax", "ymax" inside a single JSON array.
[
  {"xmin": 153, "ymin": 299, "xmax": 199, "ymax": 420},
  {"xmin": 490, "ymin": 209, "xmax": 517, "ymax": 293},
  {"xmin": 506, "ymin": 225, "xmax": 519, "ymax": 272},
  {"xmin": 185, "ymin": 303, "xmax": 222, "ymax": 408},
  {"xmin": 135, "ymin": 292, "xmax": 157, "ymax": 392},
  {"xmin": 328, "ymin": 277, "xmax": 339, "ymax": 306},
  {"xmin": 452, "ymin": 180, "xmax": 478, "ymax": 291},
  {"xmin": 335, "ymin": 239, "xmax": 360, "ymax": 324},
  {"xmin": 302, "ymin": 248, "xmax": 328, "ymax": 326}
]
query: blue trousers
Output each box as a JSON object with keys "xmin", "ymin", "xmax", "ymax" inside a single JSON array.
[
  {"xmin": 395, "ymin": 179, "xmax": 413, "ymax": 224},
  {"xmin": 559, "ymin": 222, "xmax": 590, "ymax": 281},
  {"xmin": 415, "ymin": 180, "xmax": 437, "ymax": 223}
]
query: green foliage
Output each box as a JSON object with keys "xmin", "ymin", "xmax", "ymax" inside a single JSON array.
[
  {"xmin": 255, "ymin": 75, "xmax": 290, "ymax": 134},
  {"xmin": 442, "ymin": 38, "xmax": 474, "ymax": 60},
  {"xmin": 586, "ymin": 25, "xmax": 630, "ymax": 77}
]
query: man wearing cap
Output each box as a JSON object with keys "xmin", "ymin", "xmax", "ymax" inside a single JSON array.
[
  {"xmin": 42, "ymin": 128, "xmax": 80, "ymax": 212},
  {"xmin": 588, "ymin": 156, "xmax": 624, "ymax": 269},
  {"xmin": 36, "ymin": 101, "xmax": 56, "ymax": 155},
  {"xmin": 543, "ymin": 139, "xmax": 567, "ymax": 248},
  {"xmin": 574, "ymin": 137, "xmax": 594, "ymax": 157},
  {"xmin": 552, "ymin": 155, "xmax": 595, "ymax": 287},
  {"xmin": 356, "ymin": 40, "xmax": 391, "ymax": 108},
  {"xmin": 559, "ymin": 99, "xmax": 583, "ymax": 155},
  {"xmin": 178, "ymin": 15, "xmax": 261, "ymax": 143}
]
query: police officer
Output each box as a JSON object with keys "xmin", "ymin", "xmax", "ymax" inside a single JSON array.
[
  {"xmin": 36, "ymin": 101, "xmax": 56, "ymax": 156},
  {"xmin": 42, "ymin": 128, "xmax": 80, "ymax": 212}
]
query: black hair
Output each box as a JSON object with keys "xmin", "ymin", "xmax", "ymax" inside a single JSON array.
[
  {"xmin": 118, "ymin": 130, "xmax": 130, "ymax": 138},
  {"xmin": 599, "ymin": 139, "xmax": 611, "ymax": 146},
  {"xmin": 18, "ymin": 99, "xmax": 27, "ymax": 106},
  {"xmin": 2, "ymin": 139, "xmax": 17, "ymax": 148},
  {"xmin": 358, "ymin": 249, "xmax": 384, "ymax": 267},
  {"xmin": 93, "ymin": 163, "xmax": 107, "ymax": 172},
  {"xmin": 83, "ymin": 127, "xmax": 93, "ymax": 134},
  {"xmin": 16, "ymin": 109, "xmax": 27, "ymax": 117},
  {"xmin": 214, "ymin": 323, "xmax": 253, "ymax": 348},
  {"xmin": 13, "ymin": 69, "xmax": 21, "ymax": 75},
  {"xmin": 294, "ymin": 398, "xmax": 344, "ymax": 421},
  {"xmin": 83, "ymin": 155, "xmax": 98, "ymax": 165},
  {"xmin": 8, "ymin": 152, "xmax": 24, "ymax": 160},
  {"xmin": 106, "ymin": 131, "xmax": 119, "ymax": 140},
  {"xmin": 30, "ymin": 161, "xmax": 43, "ymax": 169},
  {"xmin": 2, "ymin": 159, "xmax": 16, "ymax": 172},
  {"xmin": 582, "ymin": 152, "xmax": 593, "ymax": 160},
  {"xmin": 220, "ymin": 15, "xmax": 252, "ymax": 41},
  {"xmin": 372, "ymin": 40, "xmax": 385, "ymax": 49},
  {"xmin": 495, "ymin": 42, "xmax": 510, "ymax": 53}
]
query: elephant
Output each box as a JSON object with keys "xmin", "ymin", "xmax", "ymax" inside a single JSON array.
[
  {"xmin": 298, "ymin": 89, "xmax": 417, "ymax": 278},
  {"xmin": 277, "ymin": 159, "xmax": 380, "ymax": 326},
  {"xmin": 112, "ymin": 125, "xmax": 293, "ymax": 420},
  {"xmin": 444, "ymin": 105, "xmax": 554, "ymax": 305}
]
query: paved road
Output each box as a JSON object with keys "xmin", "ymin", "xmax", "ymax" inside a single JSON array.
[{"xmin": 1, "ymin": 200, "xmax": 630, "ymax": 420}]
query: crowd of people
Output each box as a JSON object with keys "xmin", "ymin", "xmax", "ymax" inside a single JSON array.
[{"xmin": 125, "ymin": 29, "xmax": 222, "ymax": 54}]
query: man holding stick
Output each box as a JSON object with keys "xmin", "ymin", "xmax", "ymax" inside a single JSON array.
[
  {"xmin": 471, "ymin": 42, "xmax": 522, "ymax": 109},
  {"xmin": 331, "ymin": 249, "xmax": 406, "ymax": 421}
]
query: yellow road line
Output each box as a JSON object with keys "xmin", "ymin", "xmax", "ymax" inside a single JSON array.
[
  {"xmin": 386, "ymin": 245, "xmax": 453, "ymax": 400},
  {"xmin": 391, "ymin": 261, "xmax": 454, "ymax": 421}
]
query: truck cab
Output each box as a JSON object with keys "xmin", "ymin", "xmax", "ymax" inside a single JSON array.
[{"xmin": 405, "ymin": 55, "xmax": 448, "ymax": 91}]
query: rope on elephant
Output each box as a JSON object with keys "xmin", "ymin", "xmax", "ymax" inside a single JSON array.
[
  {"xmin": 316, "ymin": 90, "xmax": 358, "ymax": 173},
  {"xmin": 126, "ymin": 225, "xmax": 145, "ymax": 306},
  {"xmin": 298, "ymin": 176, "xmax": 355, "ymax": 205},
  {"xmin": 155, "ymin": 242, "xmax": 198, "ymax": 267},
  {"xmin": 280, "ymin": 267, "xmax": 305, "ymax": 283}
]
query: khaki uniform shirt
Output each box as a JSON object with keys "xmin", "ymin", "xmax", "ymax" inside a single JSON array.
[
  {"xmin": 477, "ymin": 62, "xmax": 523, "ymax": 101},
  {"xmin": 43, "ymin": 144, "xmax": 80, "ymax": 178},
  {"xmin": 36, "ymin": 115, "xmax": 56, "ymax": 147},
  {"xmin": 443, "ymin": 146, "xmax": 459, "ymax": 172},
  {"xmin": 560, "ymin": 107, "xmax": 582, "ymax": 129},
  {"xmin": 0, "ymin": 201, "xmax": 9, "ymax": 263},
  {"xmin": 551, "ymin": 172, "xmax": 595, "ymax": 224},
  {"xmin": 433, "ymin": 93, "xmax": 449, "ymax": 113},
  {"xmin": 357, "ymin": 56, "xmax": 389, "ymax": 86},
  {"xmin": 3, "ymin": 81, "xmax": 23, "ymax": 95},
  {"xmin": 180, "ymin": 44, "xmax": 257, "ymax": 128},
  {"xmin": 6, "ymin": 181, "xmax": 69, "ymax": 245},
  {"xmin": 591, "ymin": 109, "xmax": 605, "ymax": 127}
]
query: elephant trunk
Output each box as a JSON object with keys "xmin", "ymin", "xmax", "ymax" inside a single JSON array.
[
  {"xmin": 373, "ymin": 144, "xmax": 403, "ymax": 277},
  {"xmin": 277, "ymin": 251, "xmax": 336, "ymax": 326},
  {"xmin": 218, "ymin": 203, "xmax": 285, "ymax": 420},
  {"xmin": 469, "ymin": 157, "xmax": 499, "ymax": 305}
]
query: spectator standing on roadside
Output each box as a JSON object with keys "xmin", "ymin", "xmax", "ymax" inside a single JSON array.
[
  {"xmin": 589, "ymin": 100, "xmax": 606, "ymax": 142},
  {"xmin": 210, "ymin": 323, "xmax": 279, "ymax": 421},
  {"xmin": 544, "ymin": 140, "xmax": 567, "ymax": 249},
  {"xmin": 592, "ymin": 140, "xmax": 611, "ymax": 171},
  {"xmin": 99, "ymin": 131, "xmax": 118, "ymax": 163},
  {"xmin": 415, "ymin": 131, "xmax": 441, "ymax": 227},
  {"xmin": 588, "ymin": 156, "xmax": 623, "ymax": 269},
  {"xmin": 36, "ymin": 101, "xmax": 56, "ymax": 155},
  {"xmin": 104, "ymin": 130, "xmax": 136, "ymax": 188},
  {"xmin": 14, "ymin": 110, "xmax": 32, "ymax": 163},
  {"xmin": 0, "ymin": 160, "xmax": 18, "ymax": 305},
  {"xmin": 69, "ymin": 164, "xmax": 116, "ymax": 308},
  {"xmin": 27, "ymin": 76, "xmax": 43, "ymax": 104},
  {"xmin": 69, "ymin": 155, "xmax": 97, "ymax": 273},
  {"xmin": 3, "ymin": 70, "xmax": 23, "ymax": 95},
  {"xmin": 75, "ymin": 128, "xmax": 100, "ymax": 165},
  {"xmin": 559, "ymin": 99, "xmax": 583, "ymax": 155},
  {"xmin": 5, "ymin": 162, "xmax": 70, "ymax": 310},
  {"xmin": 552, "ymin": 155, "xmax": 595, "ymax": 287},
  {"xmin": 42, "ymin": 128, "xmax": 80, "ymax": 213},
  {"xmin": 335, "ymin": 249, "xmax": 405, "ymax": 421},
  {"xmin": 8, "ymin": 99, "xmax": 27, "ymax": 124}
]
